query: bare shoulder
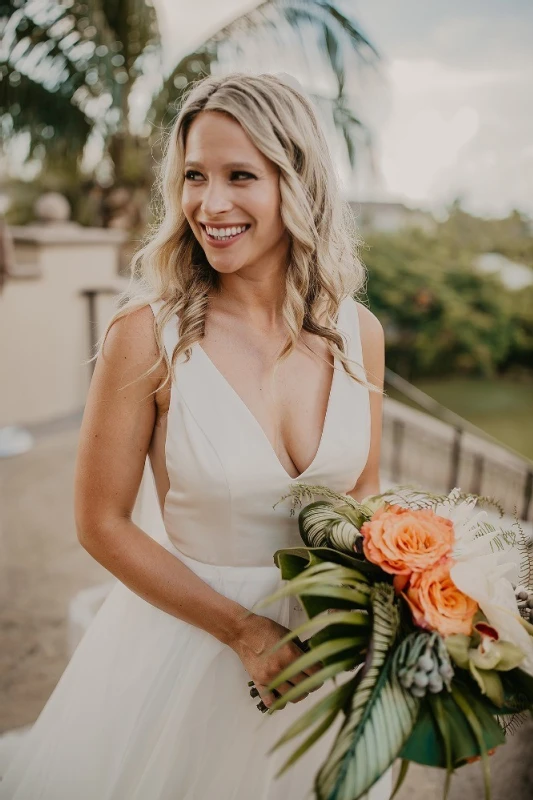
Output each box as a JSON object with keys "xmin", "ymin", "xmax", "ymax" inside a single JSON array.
[
  {"xmin": 100, "ymin": 304, "xmax": 165, "ymax": 383},
  {"xmin": 354, "ymin": 300, "xmax": 384, "ymax": 345}
]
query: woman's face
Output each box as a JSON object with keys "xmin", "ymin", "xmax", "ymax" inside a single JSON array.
[{"xmin": 182, "ymin": 111, "xmax": 289, "ymax": 277}]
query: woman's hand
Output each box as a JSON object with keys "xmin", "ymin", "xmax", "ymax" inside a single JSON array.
[{"xmin": 230, "ymin": 614, "xmax": 324, "ymax": 710}]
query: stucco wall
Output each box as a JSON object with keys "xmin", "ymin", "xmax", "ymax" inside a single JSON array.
[{"xmin": 0, "ymin": 225, "xmax": 127, "ymax": 426}]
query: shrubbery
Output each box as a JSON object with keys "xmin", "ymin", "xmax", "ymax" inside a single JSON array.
[{"xmin": 361, "ymin": 221, "xmax": 533, "ymax": 380}]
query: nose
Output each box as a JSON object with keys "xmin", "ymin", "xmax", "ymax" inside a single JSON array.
[{"xmin": 200, "ymin": 179, "xmax": 233, "ymax": 217}]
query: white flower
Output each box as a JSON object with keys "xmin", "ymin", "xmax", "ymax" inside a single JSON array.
[
  {"xmin": 436, "ymin": 489, "xmax": 533, "ymax": 676},
  {"xmin": 451, "ymin": 558, "xmax": 533, "ymax": 675}
]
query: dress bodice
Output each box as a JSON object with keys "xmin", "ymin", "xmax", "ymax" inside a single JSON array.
[{"xmin": 149, "ymin": 296, "xmax": 370, "ymax": 566}]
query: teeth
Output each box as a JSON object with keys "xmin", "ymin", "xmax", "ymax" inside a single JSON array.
[{"xmin": 206, "ymin": 225, "xmax": 247, "ymax": 239}]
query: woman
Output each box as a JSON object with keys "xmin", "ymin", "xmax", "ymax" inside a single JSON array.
[{"xmin": 0, "ymin": 73, "xmax": 390, "ymax": 799}]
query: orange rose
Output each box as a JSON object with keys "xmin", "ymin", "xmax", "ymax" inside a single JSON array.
[
  {"xmin": 360, "ymin": 504, "xmax": 454, "ymax": 575},
  {"xmin": 404, "ymin": 562, "xmax": 478, "ymax": 636}
]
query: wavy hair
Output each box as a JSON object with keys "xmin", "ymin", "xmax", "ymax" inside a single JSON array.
[{"xmin": 100, "ymin": 72, "xmax": 377, "ymax": 392}]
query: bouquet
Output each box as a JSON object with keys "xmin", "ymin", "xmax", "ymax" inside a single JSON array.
[{"xmin": 253, "ymin": 485, "xmax": 533, "ymax": 800}]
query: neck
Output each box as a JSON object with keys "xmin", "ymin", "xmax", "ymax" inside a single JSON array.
[{"xmin": 213, "ymin": 256, "xmax": 289, "ymax": 330}]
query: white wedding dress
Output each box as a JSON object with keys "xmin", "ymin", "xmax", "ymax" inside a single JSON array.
[{"xmin": 0, "ymin": 296, "xmax": 391, "ymax": 800}]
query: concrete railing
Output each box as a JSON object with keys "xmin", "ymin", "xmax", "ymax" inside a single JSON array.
[{"xmin": 382, "ymin": 393, "xmax": 533, "ymax": 523}]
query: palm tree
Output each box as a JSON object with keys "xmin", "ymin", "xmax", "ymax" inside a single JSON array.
[{"xmin": 0, "ymin": 0, "xmax": 380, "ymax": 223}]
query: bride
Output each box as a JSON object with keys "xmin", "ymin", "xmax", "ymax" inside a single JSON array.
[{"xmin": 1, "ymin": 72, "xmax": 390, "ymax": 799}]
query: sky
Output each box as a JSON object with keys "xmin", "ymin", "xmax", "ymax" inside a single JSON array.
[{"xmin": 156, "ymin": 0, "xmax": 533, "ymax": 218}]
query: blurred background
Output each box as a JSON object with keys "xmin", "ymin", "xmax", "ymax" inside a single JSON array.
[{"xmin": 0, "ymin": 1, "xmax": 532, "ymax": 797}]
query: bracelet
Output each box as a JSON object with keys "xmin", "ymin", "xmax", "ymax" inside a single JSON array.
[{"xmin": 248, "ymin": 636, "xmax": 311, "ymax": 713}]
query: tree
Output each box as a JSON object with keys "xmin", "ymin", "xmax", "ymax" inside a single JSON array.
[
  {"xmin": 0, "ymin": 0, "xmax": 380, "ymax": 218},
  {"xmin": 362, "ymin": 229, "xmax": 517, "ymax": 380}
]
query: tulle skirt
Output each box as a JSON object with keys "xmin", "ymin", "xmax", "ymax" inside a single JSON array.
[{"xmin": 0, "ymin": 537, "xmax": 392, "ymax": 800}]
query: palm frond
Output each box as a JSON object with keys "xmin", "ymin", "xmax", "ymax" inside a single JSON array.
[
  {"xmin": 152, "ymin": 0, "xmax": 380, "ymax": 168},
  {"xmin": 252, "ymin": 561, "xmax": 372, "ymax": 614},
  {"xmin": 267, "ymin": 609, "xmax": 371, "ymax": 658},
  {"xmin": 315, "ymin": 584, "xmax": 419, "ymax": 800},
  {"xmin": 1, "ymin": 0, "xmax": 162, "ymax": 167},
  {"xmin": 0, "ymin": 69, "xmax": 91, "ymax": 155}
]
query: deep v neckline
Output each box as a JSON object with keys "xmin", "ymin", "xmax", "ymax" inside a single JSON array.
[{"xmin": 194, "ymin": 337, "xmax": 339, "ymax": 483}]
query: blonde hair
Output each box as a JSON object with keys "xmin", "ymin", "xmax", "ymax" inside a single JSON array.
[{"xmin": 101, "ymin": 72, "xmax": 375, "ymax": 391}]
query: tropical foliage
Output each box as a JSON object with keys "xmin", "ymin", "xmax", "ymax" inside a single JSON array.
[
  {"xmin": 253, "ymin": 483, "xmax": 533, "ymax": 800},
  {"xmin": 361, "ymin": 220, "xmax": 533, "ymax": 380},
  {"xmin": 0, "ymin": 0, "xmax": 379, "ymax": 213}
]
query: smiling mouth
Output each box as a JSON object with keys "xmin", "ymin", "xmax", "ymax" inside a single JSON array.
[{"xmin": 200, "ymin": 224, "xmax": 251, "ymax": 242}]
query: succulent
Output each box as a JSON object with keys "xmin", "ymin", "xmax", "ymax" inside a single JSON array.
[
  {"xmin": 395, "ymin": 631, "xmax": 454, "ymax": 699},
  {"xmin": 515, "ymin": 587, "xmax": 533, "ymax": 622}
]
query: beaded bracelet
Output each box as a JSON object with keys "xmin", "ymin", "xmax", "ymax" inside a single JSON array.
[{"xmin": 248, "ymin": 637, "xmax": 311, "ymax": 713}]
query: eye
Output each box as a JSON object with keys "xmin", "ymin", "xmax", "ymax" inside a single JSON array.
[
  {"xmin": 184, "ymin": 170, "xmax": 203, "ymax": 181},
  {"xmin": 231, "ymin": 171, "xmax": 256, "ymax": 181}
]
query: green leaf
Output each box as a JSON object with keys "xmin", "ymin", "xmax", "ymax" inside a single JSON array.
[
  {"xmin": 469, "ymin": 664, "xmax": 505, "ymax": 708},
  {"xmin": 509, "ymin": 667, "xmax": 533, "ymax": 703},
  {"xmin": 445, "ymin": 634, "xmax": 471, "ymax": 669},
  {"xmin": 308, "ymin": 625, "xmax": 368, "ymax": 660},
  {"xmin": 299, "ymin": 501, "xmax": 338, "ymax": 547},
  {"xmin": 270, "ymin": 678, "xmax": 357, "ymax": 751},
  {"xmin": 298, "ymin": 500, "xmax": 366, "ymax": 553},
  {"xmin": 430, "ymin": 695, "xmax": 453, "ymax": 798},
  {"xmin": 254, "ymin": 582, "xmax": 371, "ymax": 615},
  {"xmin": 267, "ymin": 610, "xmax": 370, "ymax": 655},
  {"xmin": 275, "ymin": 551, "xmax": 310, "ymax": 581},
  {"xmin": 451, "ymin": 686, "xmax": 492, "ymax": 800},
  {"xmin": 267, "ymin": 638, "xmax": 363, "ymax": 691},
  {"xmin": 400, "ymin": 701, "xmax": 445, "ymax": 766},
  {"xmin": 315, "ymin": 584, "xmax": 419, "ymax": 800},
  {"xmin": 400, "ymin": 689, "xmax": 505, "ymax": 768},
  {"xmin": 274, "ymin": 708, "xmax": 340, "ymax": 778},
  {"xmin": 268, "ymin": 658, "xmax": 356, "ymax": 712},
  {"xmin": 274, "ymin": 546, "xmax": 382, "ymax": 579},
  {"xmin": 390, "ymin": 759, "xmax": 410, "ymax": 800}
]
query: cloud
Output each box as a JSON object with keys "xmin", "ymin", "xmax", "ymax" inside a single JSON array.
[
  {"xmin": 156, "ymin": 0, "xmax": 533, "ymax": 215},
  {"xmin": 368, "ymin": 54, "xmax": 533, "ymax": 216}
]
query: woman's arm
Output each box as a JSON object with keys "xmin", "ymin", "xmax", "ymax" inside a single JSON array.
[
  {"xmin": 75, "ymin": 305, "xmax": 323, "ymax": 705},
  {"xmin": 347, "ymin": 302, "xmax": 385, "ymax": 502},
  {"xmin": 74, "ymin": 305, "xmax": 249, "ymax": 646}
]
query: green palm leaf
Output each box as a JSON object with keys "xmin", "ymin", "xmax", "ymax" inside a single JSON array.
[
  {"xmin": 253, "ymin": 560, "xmax": 372, "ymax": 615},
  {"xmin": 274, "ymin": 708, "xmax": 340, "ymax": 776},
  {"xmin": 268, "ymin": 637, "xmax": 364, "ymax": 693},
  {"xmin": 268, "ymin": 609, "xmax": 370, "ymax": 654},
  {"xmin": 274, "ymin": 546, "xmax": 381, "ymax": 579},
  {"xmin": 315, "ymin": 584, "xmax": 420, "ymax": 800},
  {"xmin": 259, "ymin": 582, "xmax": 372, "ymax": 612},
  {"xmin": 270, "ymin": 679, "xmax": 356, "ymax": 752},
  {"xmin": 154, "ymin": 0, "xmax": 380, "ymax": 168},
  {"xmin": 268, "ymin": 657, "xmax": 356, "ymax": 712}
]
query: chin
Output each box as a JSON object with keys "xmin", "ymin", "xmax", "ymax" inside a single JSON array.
[{"xmin": 207, "ymin": 259, "xmax": 247, "ymax": 275}]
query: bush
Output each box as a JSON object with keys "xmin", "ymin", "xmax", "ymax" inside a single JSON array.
[{"xmin": 360, "ymin": 229, "xmax": 524, "ymax": 380}]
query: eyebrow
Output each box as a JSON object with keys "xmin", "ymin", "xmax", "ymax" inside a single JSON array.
[{"xmin": 184, "ymin": 160, "xmax": 260, "ymax": 171}]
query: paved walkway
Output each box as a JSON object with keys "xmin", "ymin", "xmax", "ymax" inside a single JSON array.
[{"xmin": 0, "ymin": 422, "xmax": 532, "ymax": 797}]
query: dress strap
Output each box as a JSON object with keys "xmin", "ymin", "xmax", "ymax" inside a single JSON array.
[
  {"xmin": 339, "ymin": 296, "xmax": 366, "ymax": 382},
  {"xmin": 148, "ymin": 300, "xmax": 180, "ymax": 362}
]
